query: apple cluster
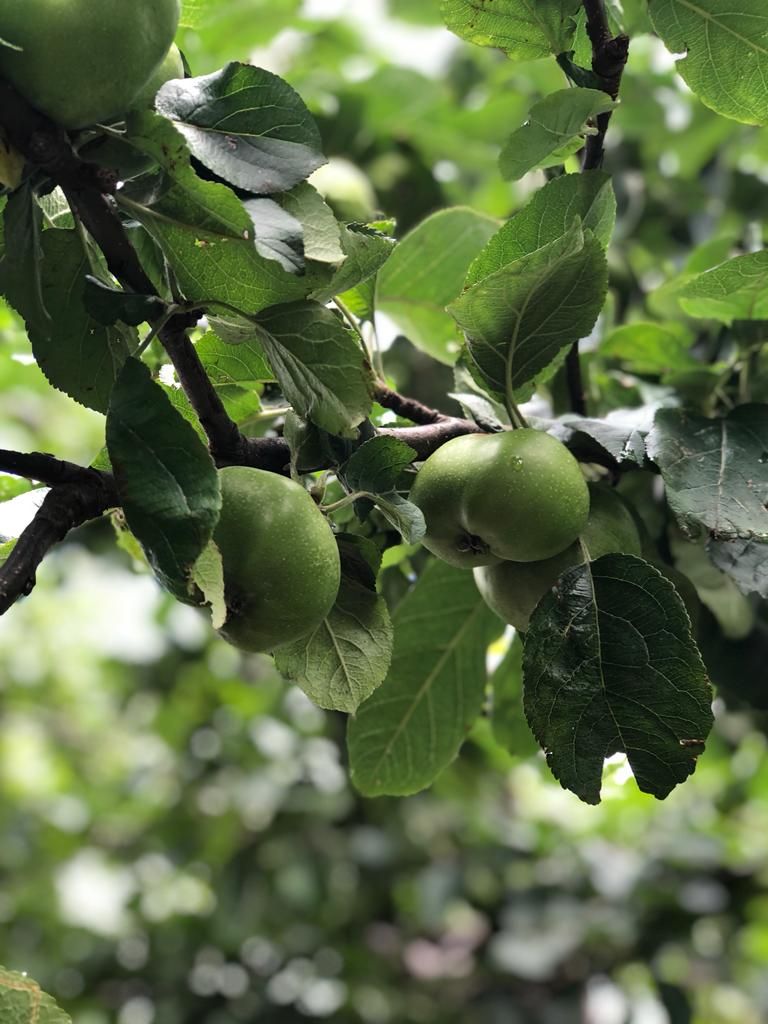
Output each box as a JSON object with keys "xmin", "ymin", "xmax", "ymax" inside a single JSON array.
[{"xmin": 410, "ymin": 429, "xmax": 642, "ymax": 630}]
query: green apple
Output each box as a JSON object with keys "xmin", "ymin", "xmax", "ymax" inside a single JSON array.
[
  {"xmin": 214, "ymin": 467, "xmax": 341, "ymax": 654},
  {"xmin": 130, "ymin": 43, "xmax": 184, "ymax": 110},
  {"xmin": 0, "ymin": 0, "xmax": 180, "ymax": 129},
  {"xmin": 409, "ymin": 429, "xmax": 589, "ymax": 568},
  {"xmin": 474, "ymin": 484, "xmax": 642, "ymax": 631}
]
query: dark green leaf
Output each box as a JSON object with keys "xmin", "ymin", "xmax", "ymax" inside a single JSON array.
[
  {"xmin": 0, "ymin": 185, "xmax": 46, "ymax": 335},
  {"xmin": 348, "ymin": 560, "xmax": 501, "ymax": 796},
  {"xmin": 28, "ymin": 231, "xmax": 134, "ymax": 413},
  {"xmin": 106, "ymin": 358, "xmax": 221, "ymax": 596},
  {"xmin": 120, "ymin": 113, "xmax": 312, "ymax": 314},
  {"xmin": 254, "ymin": 301, "xmax": 373, "ymax": 436},
  {"xmin": 83, "ymin": 277, "xmax": 165, "ymax": 327},
  {"xmin": 449, "ymin": 219, "xmax": 607, "ymax": 397},
  {"xmin": 155, "ymin": 62, "xmax": 325, "ymax": 194},
  {"xmin": 523, "ymin": 554, "xmax": 714, "ymax": 804},
  {"xmin": 466, "ymin": 172, "xmax": 615, "ymax": 286},
  {"xmin": 343, "ymin": 436, "xmax": 417, "ymax": 493},
  {"xmin": 647, "ymin": 405, "xmax": 768, "ymax": 541},
  {"xmin": 707, "ymin": 538, "xmax": 768, "ymax": 598}
]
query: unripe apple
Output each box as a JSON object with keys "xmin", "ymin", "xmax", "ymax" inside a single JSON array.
[
  {"xmin": 0, "ymin": 0, "xmax": 180, "ymax": 129},
  {"xmin": 409, "ymin": 429, "xmax": 589, "ymax": 568}
]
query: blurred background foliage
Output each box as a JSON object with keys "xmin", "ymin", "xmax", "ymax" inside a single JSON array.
[{"xmin": 2, "ymin": 1, "xmax": 768, "ymax": 1021}]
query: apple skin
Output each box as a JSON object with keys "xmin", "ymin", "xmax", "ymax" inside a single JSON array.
[
  {"xmin": 0, "ymin": 0, "xmax": 180, "ymax": 129},
  {"xmin": 474, "ymin": 484, "xmax": 642, "ymax": 631},
  {"xmin": 409, "ymin": 429, "xmax": 589, "ymax": 569},
  {"xmin": 214, "ymin": 467, "xmax": 341, "ymax": 653},
  {"xmin": 131, "ymin": 43, "xmax": 184, "ymax": 110}
]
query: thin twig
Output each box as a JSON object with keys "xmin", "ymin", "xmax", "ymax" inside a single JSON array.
[{"xmin": 373, "ymin": 384, "xmax": 447, "ymax": 426}]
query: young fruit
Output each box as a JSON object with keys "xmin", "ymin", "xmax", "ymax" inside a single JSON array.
[
  {"xmin": 474, "ymin": 485, "xmax": 642, "ymax": 631},
  {"xmin": 409, "ymin": 429, "xmax": 589, "ymax": 569},
  {"xmin": 130, "ymin": 43, "xmax": 184, "ymax": 110},
  {"xmin": 214, "ymin": 467, "xmax": 341, "ymax": 653},
  {"xmin": 0, "ymin": 0, "xmax": 180, "ymax": 129}
]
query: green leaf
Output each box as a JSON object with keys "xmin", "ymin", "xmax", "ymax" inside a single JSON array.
[
  {"xmin": 372, "ymin": 492, "xmax": 426, "ymax": 543},
  {"xmin": 342, "ymin": 436, "xmax": 417, "ymax": 493},
  {"xmin": 466, "ymin": 172, "xmax": 615, "ymax": 285},
  {"xmin": 280, "ymin": 182, "xmax": 345, "ymax": 265},
  {"xmin": 119, "ymin": 113, "xmax": 312, "ymax": 315},
  {"xmin": 647, "ymin": 405, "xmax": 768, "ymax": 541},
  {"xmin": 191, "ymin": 540, "xmax": 227, "ymax": 629},
  {"xmin": 106, "ymin": 358, "xmax": 221, "ymax": 596},
  {"xmin": 179, "ymin": 0, "xmax": 218, "ymax": 28},
  {"xmin": 311, "ymin": 224, "xmax": 395, "ymax": 304},
  {"xmin": 0, "ymin": 540, "xmax": 16, "ymax": 568},
  {"xmin": 449, "ymin": 219, "xmax": 607, "ymax": 397},
  {"xmin": 523, "ymin": 554, "xmax": 714, "ymax": 805},
  {"xmin": 499, "ymin": 89, "xmax": 618, "ymax": 181},
  {"xmin": 490, "ymin": 634, "xmax": 540, "ymax": 757},
  {"xmin": 28, "ymin": 231, "xmax": 134, "ymax": 413},
  {"xmin": 242, "ymin": 198, "xmax": 305, "ymax": 273},
  {"xmin": 0, "ymin": 185, "xmax": 46, "ymax": 335},
  {"xmin": 547, "ymin": 414, "xmax": 647, "ymax": 464},
  {"xmin": 253, "ymin": 301, "xmax": 373, "ymax": 436},
  {"xmin": 441, "ymin": 0, "xmax": 582, "ymax": 61},
  {"xmin": 678, "ymin": 251, "xmax": 768, "ymax": 323},
  {"xmin": 155, "ymin": 62, "xmax": 325, "ymax": 194},
  {"xmin": 0, "ymin": 966, "xmax": 72, "ymax": 1023},
  {"xmin": 0, "ymin": 475, "xmax": 32, "ymax": 502},
  {"xmin": 708, "ymin": 538, "xmax": 768, "ymax": 598},
  {"xmin": 376, "ymin": 207, "xmax": 499, "ymax": 365},
  {"xmin": 83, "ymin": 277, "xmax": 166, "ymax": 327},
  {"xmin": 196, "ymin": 331, "xmax": 272, "ymax": 386},
  {"xmin": 347, "ymin": 560, "xmax": 501, "ymax": 796},
  {"xmin": 275, "ymin": 538, "xmax": 394, "ymax": 713},
  {"xmin": 670, "ymin": 534, "xmax": 755, "ymax": 639},
  {"xmin": 648, "ymin": 0, "xmax": 768, "ymax": 125},
  {"xmin": 601, "ymin": 321, "xmax": 699, "ymax": 375}
]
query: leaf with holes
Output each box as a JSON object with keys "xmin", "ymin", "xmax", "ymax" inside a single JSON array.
[{"xmin": 523, "ymin": 554, "xmax": 713, "ymax": 805}]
